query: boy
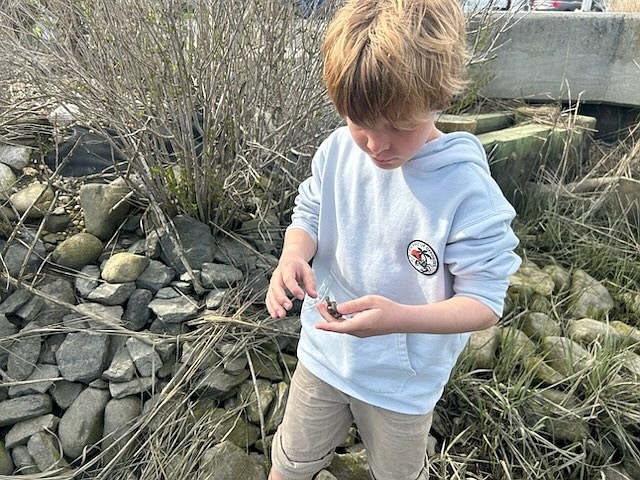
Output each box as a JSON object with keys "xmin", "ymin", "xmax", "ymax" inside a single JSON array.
[{"xmin": 265, "ymin": 0, "xmax": 521, "ymax": 478}]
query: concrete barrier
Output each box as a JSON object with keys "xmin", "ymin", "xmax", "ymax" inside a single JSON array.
[{"xmin": 477, "ymin": 12, "xmax": 640, "ymax": 108}]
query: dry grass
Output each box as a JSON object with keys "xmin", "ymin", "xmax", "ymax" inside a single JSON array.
[{"xmin": 607, "ymin": 0, "xmax": 640, "ymax": 12}]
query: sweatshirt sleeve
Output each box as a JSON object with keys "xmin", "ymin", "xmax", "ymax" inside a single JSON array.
[
  {"xmin": 445, "ymin": 208, "xmax": 521, "ymax": 317},
  {"xmin": 287, "ymin": 145, "xmax": 325, "ymax": 247}
]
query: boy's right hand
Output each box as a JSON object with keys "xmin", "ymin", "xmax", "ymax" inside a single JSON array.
[{"xmin": 266, "ymin": 255, "xmax": 317, "ymax": 318}]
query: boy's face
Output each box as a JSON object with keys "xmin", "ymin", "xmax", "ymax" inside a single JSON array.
[{"xmin": 346, "ymin": 116, "xmax": 441, "ymax": 170}]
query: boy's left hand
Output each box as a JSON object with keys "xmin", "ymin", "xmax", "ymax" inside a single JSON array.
[{"xmin": 316, "ymin": 295, "xmax": 403, "ymax": 337}]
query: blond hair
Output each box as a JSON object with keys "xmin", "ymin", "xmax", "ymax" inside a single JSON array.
[{"xmin": 322, "ymin": 0, "xmax": 468, "ymax": 128}]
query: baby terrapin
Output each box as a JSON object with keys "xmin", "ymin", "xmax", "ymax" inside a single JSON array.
[{"xmin": 325, "ymin": 296, "xmax": 341, "ymax": 318}]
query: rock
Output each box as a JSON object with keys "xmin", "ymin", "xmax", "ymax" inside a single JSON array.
[
  {"xmin": 200, "ymin": 262, "xmax": 244, "ymax": 289},
  {"xmin": 214, "ymin": 236, "xmax": 258, "ymax": 273},
  {"xmin": 315, "ymin": 471, "xmax": 338, "ymax": 480},
  {"xmin": 435, "ymin": 113, "xmax": 478, "ymax": 133},
  {"xmin": 541, "ymin": 336, "xmax": 594, "ymax": 376},
  {"xmin": 101, "ymin": 396, "xmax": 141, "ymax": 464},
  {"xmin": 50, "ymin": 381, "xmax": 84, "ymax": 410},
  {"xmin": 51, "ymin": 232, "xmax": 103, "ymax": 270},
  {"xmin": 218, "ymin": 343, "xmax": 248, "ymax": 375},
  {"xmin": 0, "ymin": 289, "xmax": 31, "ymax": 315},
  {"xmin": 501, "ymin": 326, "xmax": 565, "ymax": 385},
  {"xmin": 75, "ymin": 265, "xmax": 101, "ymax": 297},
  {"xmin": 0, "ymin": 441, "xmax": 13, "ymax": 475},
  {"xmin": 125, "ymin": 337, "xmax": 162, "ymax": 377},
  {"xmin": 47, "ymin": 104, "xmax": 80, "ymax": 127},
  {"xmin": 618, "ymin": 350, "xmax": 640, "ymax": 379},
  {"xmin": 122, "ymin": 289, "xmax": 153, "ymax": 331},
  {"xmin": 85, "ymin": 281, "xmax": 136, "ymax": 306},
  {"xmin": 521, "ymin": 311, "xmax": 562, "ymax": 340},
  {"xmin": 249, "ymin": 349, "xmax": 284, "ymax": 382},
  {"xmin": 103, "ymin": 344, "xmax": 136, "ymax": 383},
  {"xmin": 16, "ymin": 278, "xmax": 75, "ymax": 325},
  {"xmin": 623, "ymin": 455, "xmax": 640, "ymax": 479},
  {"xmin": 465, "ymin": 325, "xmax": 500, "ymax": 369},
  {"xmin": 101, "ymin": 252, "xmax": 150, "ymax": 283},
  {"xmin": 195, "ymin": 365, "xmax": 250, "ymax": 400},
  {"xmin": 11, "ymin": 445, "xmax": 39, "ymax": 474},
  {"xmin": 567, "ymin": 318, "xmax": 623, "ymax": 346},
  {"xmin": 238, "ymin": 379, "xmax": 275, "ymax": 425},
  {"xmin": 148, "ymin": 296, "xmax": 199, "ymax": 323},
  {"xmin": 135, "ymin": 259, "xmax": 176, "ymax": 292},
  {"xmin": 55, "ymin": 332, "xmax": 111, "ymax": 383},
  {"xmin": 600, "ymin": 466, "xmax": 635, "ymax": 480},
  {"xmin": 109, "ymin": 377, "xmax": 156, "ymax": 399},
  {"xmin": 7, "ymin": 322, "xmax": 42, "ymax": 381},
  {"xmin": 43, "ymin": 212, "xmax": 72, "ymax": 233},
  {"xmin": 208, "ymin": 408, "xmax": 261, "ymax": 448},
  {"xmin": 0, "ymin": 144, "xmax": 32, "ymax": 170},
  {"xmin": 9, "ymin": 182, "xmax": 54, "ymax": 218},
  {"xmin": 271, "ymin": 316, "xmax": 302, "ymax": 353},
  {"xmin": 0, "ymin": 313, "xmax": 18, "ymax": 341},
  {"xmin": 611, "ymin": 321, "xmax": 640, "ymax": 347},
  {"xmin": 0, "ymin": 233, "xmax": 47, "ymax": 277},
  {"xmin": 27, "ymin": 431, "xmax": 72, "ymax": 473},
  {"xmin": 158, "ymin": 214, "xmax": 216, "ymax": 274},
  {"xmin": 205, "ymin": 288, "xmax": 229, "ymax": 310},
  {"xmin": 508, "ymin": 261, "xmax": 555, "ymax": 301},
  {"xmin": 8, "ymin": 364, "xmax": 59, "ymax": 397},
  {"xmin": 328, "ymin": 449, "xmax": 371, "ymax": 480},
  {"xmin": 0, "ymin": 211, "xmax": 12, "ymax": 239},
  {"xmin": 265, "ymin": 381, "xmax": 289, "ymax": 434},
  {"xmin": 621, "ymin": 291, "xmax": 640, "ymax": 317},
  {"xmin": 0, "ymin": 394, "xmax": 52, "ymax": 427},
  {"xmin": 527, "ymin": 389, "xmax": 589, "ymax": 442},
  {"xmin": 0, "ymin": 163, "xmax": 17, "ymax": 196},
  {"xmin": 45, "ymin": 125, "xmax": 126, "ymax": 177},
  {"xmin": 5, "ymin": 413, "xmax": 60, "ymax": 448},
  {"xmin": 568, "ymin": 269, "xmax": 615, "ymax": 319},
  {"xmin": 75, "ymin": 302, "xmax": 123, "ymax": 329},
  {"xmin": 501, "ymin": 326, "xmax": 538, "ymax": 359},
  {"xmin": 79, "ymin": 179, "xmax": 131, "ymax": 240},
  {"xmin": 200, "ymin": 440, "xmax": 266, "ymax": 480},
  {"xmin": 58, "ymin": 387, "xmax": 111, "ymax": 459}
]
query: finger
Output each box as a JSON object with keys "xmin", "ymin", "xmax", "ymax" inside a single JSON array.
[
  {"xmin": 282, "ymin": 274, "xmax": 307, "ymax": 301},
  {"xmin": 265, "ymin": 291, "xmax": 287, "ymax": 318},
  {"xmin": 267, "ymin": 281, "xmax": 293, "ymax": 313},
  {"xmin": 315, "ymin": 319, "xmax": 349, "ymax": 333},
  {"xmin": 339, "ymin": 296, "xmax": 373, "ymax": 316},
  {"xmin": 299, "ymin": 268, "xmax": 318, "ymax": 299}
]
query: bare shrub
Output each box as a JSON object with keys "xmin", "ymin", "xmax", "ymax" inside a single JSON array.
[{"xmin": 1, "ymin": 0, "xmax": 337, "ymax": 232}]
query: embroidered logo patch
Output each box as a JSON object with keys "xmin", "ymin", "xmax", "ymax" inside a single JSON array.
[{"xmin": 407, "ymin": 240, "xmax": 438, "ymax": 276}]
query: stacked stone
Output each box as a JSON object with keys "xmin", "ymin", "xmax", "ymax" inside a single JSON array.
[{"xmin": 0, "ymin": 159, "xmax": 297, "ymax": 476}]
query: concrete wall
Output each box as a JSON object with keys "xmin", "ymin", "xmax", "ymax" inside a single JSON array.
[{"xmin": 478, "ymin": 13, "xmax": 640, "ymax": 108}]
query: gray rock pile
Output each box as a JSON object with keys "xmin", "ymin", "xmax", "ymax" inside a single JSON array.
[{"xmin": 1, "ymin": 133, "xmax": 297, "ymax": 476}]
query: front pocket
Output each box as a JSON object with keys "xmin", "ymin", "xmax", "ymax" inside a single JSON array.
[{"xmin": 306, "ymin": 271, "xmax": 417, "ymax": 394}]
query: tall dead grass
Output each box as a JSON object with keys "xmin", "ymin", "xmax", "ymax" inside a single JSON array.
[{"xmin": 607, "ymin": 0, "xmax": 640, "ymax": 12}]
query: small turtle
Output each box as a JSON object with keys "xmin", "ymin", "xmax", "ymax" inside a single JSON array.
[{"xmin": 324, "ymin": 296, "xmax": 341, "ymax": 318}]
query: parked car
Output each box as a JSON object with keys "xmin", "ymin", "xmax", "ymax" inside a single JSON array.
[{"xmin": 530, "ymin": 0, "xmax": 606, "ymax": 11}]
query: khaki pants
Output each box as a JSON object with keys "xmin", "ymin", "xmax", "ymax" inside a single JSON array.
[{"xmin": 271, "ymin": 363, "xmax": 432, "ymax": 480}]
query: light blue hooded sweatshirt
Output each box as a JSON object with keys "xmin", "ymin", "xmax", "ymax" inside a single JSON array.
[{"xmin": 289, "ymin": 126, "xmax": 521, "ymax": 415}]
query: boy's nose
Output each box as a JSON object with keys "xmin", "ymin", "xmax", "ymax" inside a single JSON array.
[{"xmin": 367, "ymin": 136, "xmax": 390, "ymax": 154}]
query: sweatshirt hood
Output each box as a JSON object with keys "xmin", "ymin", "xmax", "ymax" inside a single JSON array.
[{"xmin": 406, "ymin": 131, "xmax": 490, "ymax": 174}]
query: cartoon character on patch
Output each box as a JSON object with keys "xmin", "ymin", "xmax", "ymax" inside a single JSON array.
[{"xmin": 407, "ymin": 240, "xmax": 438, "ymax": 275}]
